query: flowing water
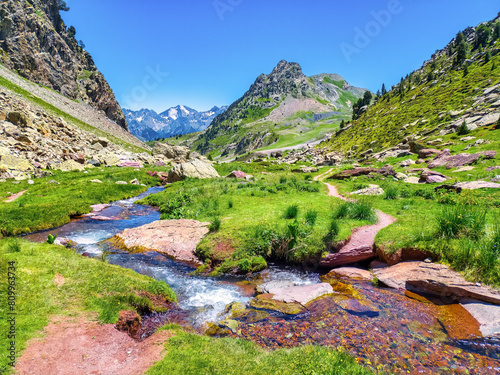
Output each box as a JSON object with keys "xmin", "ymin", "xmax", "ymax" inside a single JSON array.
[{"xmin": 24, "ymin": 187, "xmax": 500, "ymax": 374}]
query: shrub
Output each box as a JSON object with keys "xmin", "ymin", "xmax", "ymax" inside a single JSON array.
[
  {"xmin": 284, "ymin": 204, "xmax": 299, "ymax": 219},
  {"xmin": 414, "ymin": 188, "xmax": 435, "ymax": 200},
  {"xmin": 287, "ymin": 220, "xmax": 300, "ymax": 249},
  {"xmin": 334, "ymin": 201, "xmax": 377, "ymax": 222},
  {"xmin": 279, "ymin": 176, "xmax": 288, "ymax": 184},
  {"xmin": 351, "ymin": 182, "xmax": 369, "ymax": 192},
  {"xmin": 305, "ymin": 210, "xmax": 318, "ymax": 226},
  {"xmin": 324, "ymin": 218, "xmax": 340, "ymax": 242},
  {"xmin": 399, "ymin": 187, "xmax": 411, "ymax": 198},
  {"xmin": 209, "ymin": 216, "xmax": 221, "ymax": 232},
  {"xmin": 456, "ymin": 121, "xmax": 470, "ymax": 135},
  {"xmin": 7, "ymin": 239, "xmax": 21, "ymax": 253},
  {"xmin": 436, "ymin": 204, "xmax": 486, "ymax": 239},
  {"xmin": 384, "ymin": 185, "xmax": 399, "ymax": 200},
  {"xmin": 436, "ymin": 192, "xmax": 458, "ymax": 205},
  {"xmin": 47, "ymin": 234, "xmax": 58, "ymax": 244},
  {"xmin": 228, "ymin": 200, "xmax": 234, "ymax": 209}
]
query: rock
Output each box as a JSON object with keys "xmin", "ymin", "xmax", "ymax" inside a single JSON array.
[
  {"xmin": 117, "ymin": 161, "xmax": 143, "ymax": 168},
  {"xmin": 129, "ymin": 178, "xmax": 140, "ymax": 185},
  {"xmin": 428, "ymin": 150, "xmax": 497, "ymax": 169},
  {"xmin": 486, "ymin": 166, "xmax": 500, "ymax": 172},
  {"xmin": 87, "ymin": 159, "xmax": 101, "ymax": 167},
  {"xmin": 461, "ymin": 302, "xmax": 500, "ymax": 337},
  {"xmin": 418, "ymin": 149, "xmax": 440, "ymax": 159},
  {"xmin": 256, "ymin": 280, "xmax": 296, "ymax": 294},
  {"xmin": 400, "ymin": 159, "xmax": 414, "ymax": 168},
  {"xmin": 460, "ymin": 136, "xmax": 476, "ymax": 142},
  {"xmin": 54, "ymin": 237, "xmax": 70, "ymax": 247},
  {"xmin": 292, "ymin": 166, "xmax": 319, "ymax": 173},
  {"xmin": 152, "ymin": 142, "xmax": 190, "ymax": 161},
  {"xmin": 226, "ymin": 171, "xmax": 247, "ymax": 179},
  {"xmin": 90, "ymin": 179, "xmax": 102, "ymax": 184},
  {"xmin": 47, "ymin": 180, "xmax": 60, "ymax": 184},
  {"xmin": 6, "ymin": 112, "xmax": 31, "ymax": 127},
  {"xmin": 0, "ymin": 155, "xmax": 33, "ymax": 172},
  {"xmin": 455, "ymin": 180, "xmax": 500, "ymax": 189},
  {"xmin": 114, "ymin": 219, "xmax": 210, "ymax": 264},
  {"xmin": 92, "ymin": 137, "xmax": 110, "ymax": 147},
  {"xmin": 452, "ymin": 166, "xmax": 475, "ymax": 173},
  {"xmin": 404, "ymin": 176, "xmax": 422, "ymax": 184},
  {"xmin": 476, "ymin": 113, "xmax": 500, "ymax": 127},
  {"xmin": 55, "ymin": 160, "xmax": 85, "ymax": 172},
  {"xmin": 351, "ymin": 185, "xmax": 384, "ymax": 196},
  {"xmin": 250, "ymin": 294, "xmax": 305, "ymax": 315},
  {"xmin": 324, "ymin": 267, "xmax": 373, "ymax": 281},
  {"xmin": 115, "ymin": 310, "xmax": 141, "ymax": 336},
  {"xmin": 409, "ymin": 141, "xmax": 425, "ymax": 154},
  {"xmin": 374, "ymin": 261, "xmax": 500, "ymax": 305},
  {"xmin": 329, "ymin": 167, "xmax": 375, "ymax": 180},
  {"xmin": 102, "ymin": 155, "xmax": 120, "ymax": 166},
  {"xmin": 167, "ymin": 159, "xmax": 220, "ymax": 183},
  {"xmin": 270, "ymin": 283, "xmax": 334, "ymax": 305},
  {"xmin": 116, "ymin": 181, "xmax": 127, "ymax": 185},
  {"xmin": 27, "ymin": 179, "xmax": 34, "ymax": 185},
  {"xmin": 420, "ymin": 169, "xmax": 447, "ymax": 183},
  {"xmin": 394, "ymin": 172, "xmax": 408, "ymax": 180}
]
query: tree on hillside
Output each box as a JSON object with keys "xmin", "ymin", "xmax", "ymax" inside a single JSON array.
[
  {"xmin": 486, "ymin": 51, "xmax": 491, "ymax": 63},
  {"xmin": 457, "ymin": 121, "xmax": 470, "ymax": 135},
  {"xmin": 455, "ymin": 32, "xmax": 465, "ymax": 47},
  {"xmin": 363, "ymin": 91, "xmax": 373, "ymax": 106},
  {"xmin": 381, "ymin": 83, "xmax": 387, "ymax": 96},
  {"xmin": 494, "ymin": 22, "xmax": 500, "ymax": 40},
  {"xmin": 475, "ymin": 24, "xmax": 492, "ymax": 49},
  {"xmin": 68, "ymin": 26, "xmax": 76, "ymax": 38},
  {"xmin": 340, "ymin": 120, "xmax": 345, "ymax": 129},
  {"xmin": 456, "ymin": 40, "xmax": 467, "ymax": 66}
]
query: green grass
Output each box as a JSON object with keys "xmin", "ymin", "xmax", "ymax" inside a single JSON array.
[
  {"xmin": 146, "ymin": 328, "xmax": 372, "ymax": 375},
  {"xmin": 323, "ymin": 76, "xmax": 345, "ymax": 89},
  {"xmin": 331, "ymin": 172, "xmax": 500, "ymax": 287},
  {"xmin": 0, "ymin": 167, "xmax": 168, "ymax": 237},
  {"xmin": 325, "ymin": 39, "xmax": 500, "ymax": 156},
  {"xmin": 0, "ymin": 239, "xmax": 176, "ymax": 371},
  {"xmin": 0, "ymin": 74, "xmax": 148, "ymax": 153},
  {"xmin": 140, "ymin": 167, "xmax": 372, "ymax": 274}
]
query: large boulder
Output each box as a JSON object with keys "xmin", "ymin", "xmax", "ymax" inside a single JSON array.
[
  {"xmin": 269, "ymin": 283, "xmax": 334, "ymax": 305},
  {"xmin": 428, "ymin": 150, "xmax": 497, "ymax": 169},
  {"xmin": 152, "ymin": 142, "xmax": 190, "ymax": 161},
  {"xmin": 167, "ymin": 159, "xmax": 220, "ymax": 183},
  {"xmin": 328, "ymin": 167, "xmax": 375, "ymax": 180},
  {"xmin": 54, "ymin": 160, "xmax": 85, "ymax": 172},
  {"xmin": 113, "ymin": 219, "xmax": 210, "ymax": 264},
  {"xmin": 0, "ymin": 154, "xmax": 33, "ymax": 172},
  {"xmin": 420, "ymin": 170, "xmax": 447, "ymax": 183}
]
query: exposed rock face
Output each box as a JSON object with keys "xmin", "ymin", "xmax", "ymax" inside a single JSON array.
[
  {"xmin": 167, "ymin": 159, "xmax": 220, "ymax": 183},
  {"xmin": 268, "ymin": 283, "xmax": 334, "ymax": 305},
  {"xmin": 152, "ymin": 142, "xmax": 190, "ymax": 162},
  {"xmin": 374, "ymin": 262, "xmax": 500, "ymax": 305},
  {"xmin": 0, "ymin": 0, "xmax": 127, "ymax": 128},
  {"xmin": 114, "ymin": 219, "xmax": 210, "ymax": 264},
  {"xmin": 427, "ymin": 149, "xmax": 497, "ymax": 169}
]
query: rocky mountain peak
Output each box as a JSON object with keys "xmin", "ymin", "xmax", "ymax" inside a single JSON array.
[{"xmin": 0, "ymin": 0, "xmax": 127, "ymax": 129}]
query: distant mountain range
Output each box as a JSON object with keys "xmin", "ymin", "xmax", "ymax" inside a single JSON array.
[{"xmin": 123, "ymin": 105, "xmax": 228, "ymax": 141}]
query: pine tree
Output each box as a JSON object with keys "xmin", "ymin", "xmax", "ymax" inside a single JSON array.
[
  {"xmin": 340, "ymin": 120, "xmax": 346, "ymax": 129},
  {"xmin": 457, "ymin": 121, "xmax": 470, "ymax": 135},
  {"xmin": 486, "ymin": 51, "xmax": 491, "ymax": 63},
  {"xmin": 463, "ymin": 64, "xmax": 469, "ymax": 77},
  {"xmin": 381, "ymin": 83, "xmax": 387, "ymax": 96},
  {"xmin": 455, "ymin": 32, "xmax": 465, "ymax": 48},
  {"xmin": 456, "ymin": 40, "xmax": 467, "ymax": 66},
  {"xmin": 475, "ymin": 24, "xmax": 491, "ymax": 50},
  {"xmin": 494, "ymin": 22, "xmax": 500, "ymax": 40},
  {"xmin": 496, "ymin": 117, "xmax": 500, "ymax": 130}
]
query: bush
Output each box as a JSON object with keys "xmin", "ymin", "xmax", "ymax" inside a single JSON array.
[
  {"xmin": 228, "ymin": 200, "xmax": 234, "ymax": 209},
  {"xmin": 284, "ymin": 204, "xmax": 299, "ymax": 219},
  {"xmin": 456, "ymin": 121, "xmax": 470, "ymax": 135},
  {"xmin": 384, "ymin": 185, "xmax": 399, "ymax": 200},
  {"xmin": 414, "ymin": 188, "xmax": 435, "ymax": 200},
  {"xmin": 46, "ymin": 234, "xmax": 57, "ymax": 244},
  {"xmin": 436, "ymin": 204, "xmax": 486, "ymax": 239},
  {"xmin": 209, "ymin": 216, "xmax": 221, "ymax": 232},
  {"xmin": 334, "ymin": 201, "xmax": 377, "ymax": 222},
  {"xmin": 305, "ymin": 210, "xmax": 318, "ymax": 226},
  {"xmin": 324, "ymin": 218, "xmax": 340, "ymax": 242}
]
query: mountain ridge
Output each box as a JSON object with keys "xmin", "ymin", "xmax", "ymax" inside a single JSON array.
[{"xmin": 124, "ymin": 105, "xmax": 228, "ymax": 141}]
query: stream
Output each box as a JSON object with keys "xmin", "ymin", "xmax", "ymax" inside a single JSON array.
[{"xmin": 24, "ymin": 187, "xmax": 500, "ymax": 374}]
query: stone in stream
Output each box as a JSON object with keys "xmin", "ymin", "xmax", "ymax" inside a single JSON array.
[
  {"xmin": 256, "ymin": 280, "xmax": 296, "ymax": 294},
  {"xmin": 269, "ymin": 283, "xmax": 334, "ymax": 305},
  {"xmin": 113, "ymin": 219, "xmax": 210, "ymax": 264},
  {"xmin": 461, "ymin": 301, "xmax": 500, "ymax": 337},
  {"xmin": 374, "ymin": 261, "xmax": 500, "ymax": 305},
  {"xmin": 324, "ymin": 267, "xmax": 373, "ymax": 281}
]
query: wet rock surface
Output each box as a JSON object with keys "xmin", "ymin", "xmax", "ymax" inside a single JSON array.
[{"xmin": 114, "ymin": 219, "xmax": 210, "ymax": 264}]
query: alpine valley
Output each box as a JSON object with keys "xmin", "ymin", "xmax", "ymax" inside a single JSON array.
[{"xmin": 2, "ymin": 2, "xmax": 500, "ymax": 375}]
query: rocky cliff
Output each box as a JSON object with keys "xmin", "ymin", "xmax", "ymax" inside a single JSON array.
[{"xmin": 0, "ymin": 0, "xmax": 127, "ymax": 129}]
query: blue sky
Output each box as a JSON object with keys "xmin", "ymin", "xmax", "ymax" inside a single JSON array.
[{"xmin": 63, "ymin": 0, "xmax": 499, "ymax": 112}]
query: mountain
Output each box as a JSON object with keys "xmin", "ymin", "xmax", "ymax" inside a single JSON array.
[
  {"xmin": 322, "ymin": 14, "xmax": 500, "ymax": 159},
  {"xmin": 124, "ymin": 105, "xmax": 228, "ymax": 141},
  {"xmin": 0, "ymin": 0, "xmax": 127, "ymax": 129},
  {"xmin": 185, "ymin": 60, "xmax": 369, "ymax": 157}
]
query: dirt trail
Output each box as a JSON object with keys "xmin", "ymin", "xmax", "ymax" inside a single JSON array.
[
  {"xmin": 314, "ymin": 170, "xmax": 396, "ymax": 268},
  {"xmin": 4, "ymin": 190, "xmax": 27, "ymax": 203},
  {"xmin": 15, "ymin": 316, "xmax": 172, "ymax": 375}
]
